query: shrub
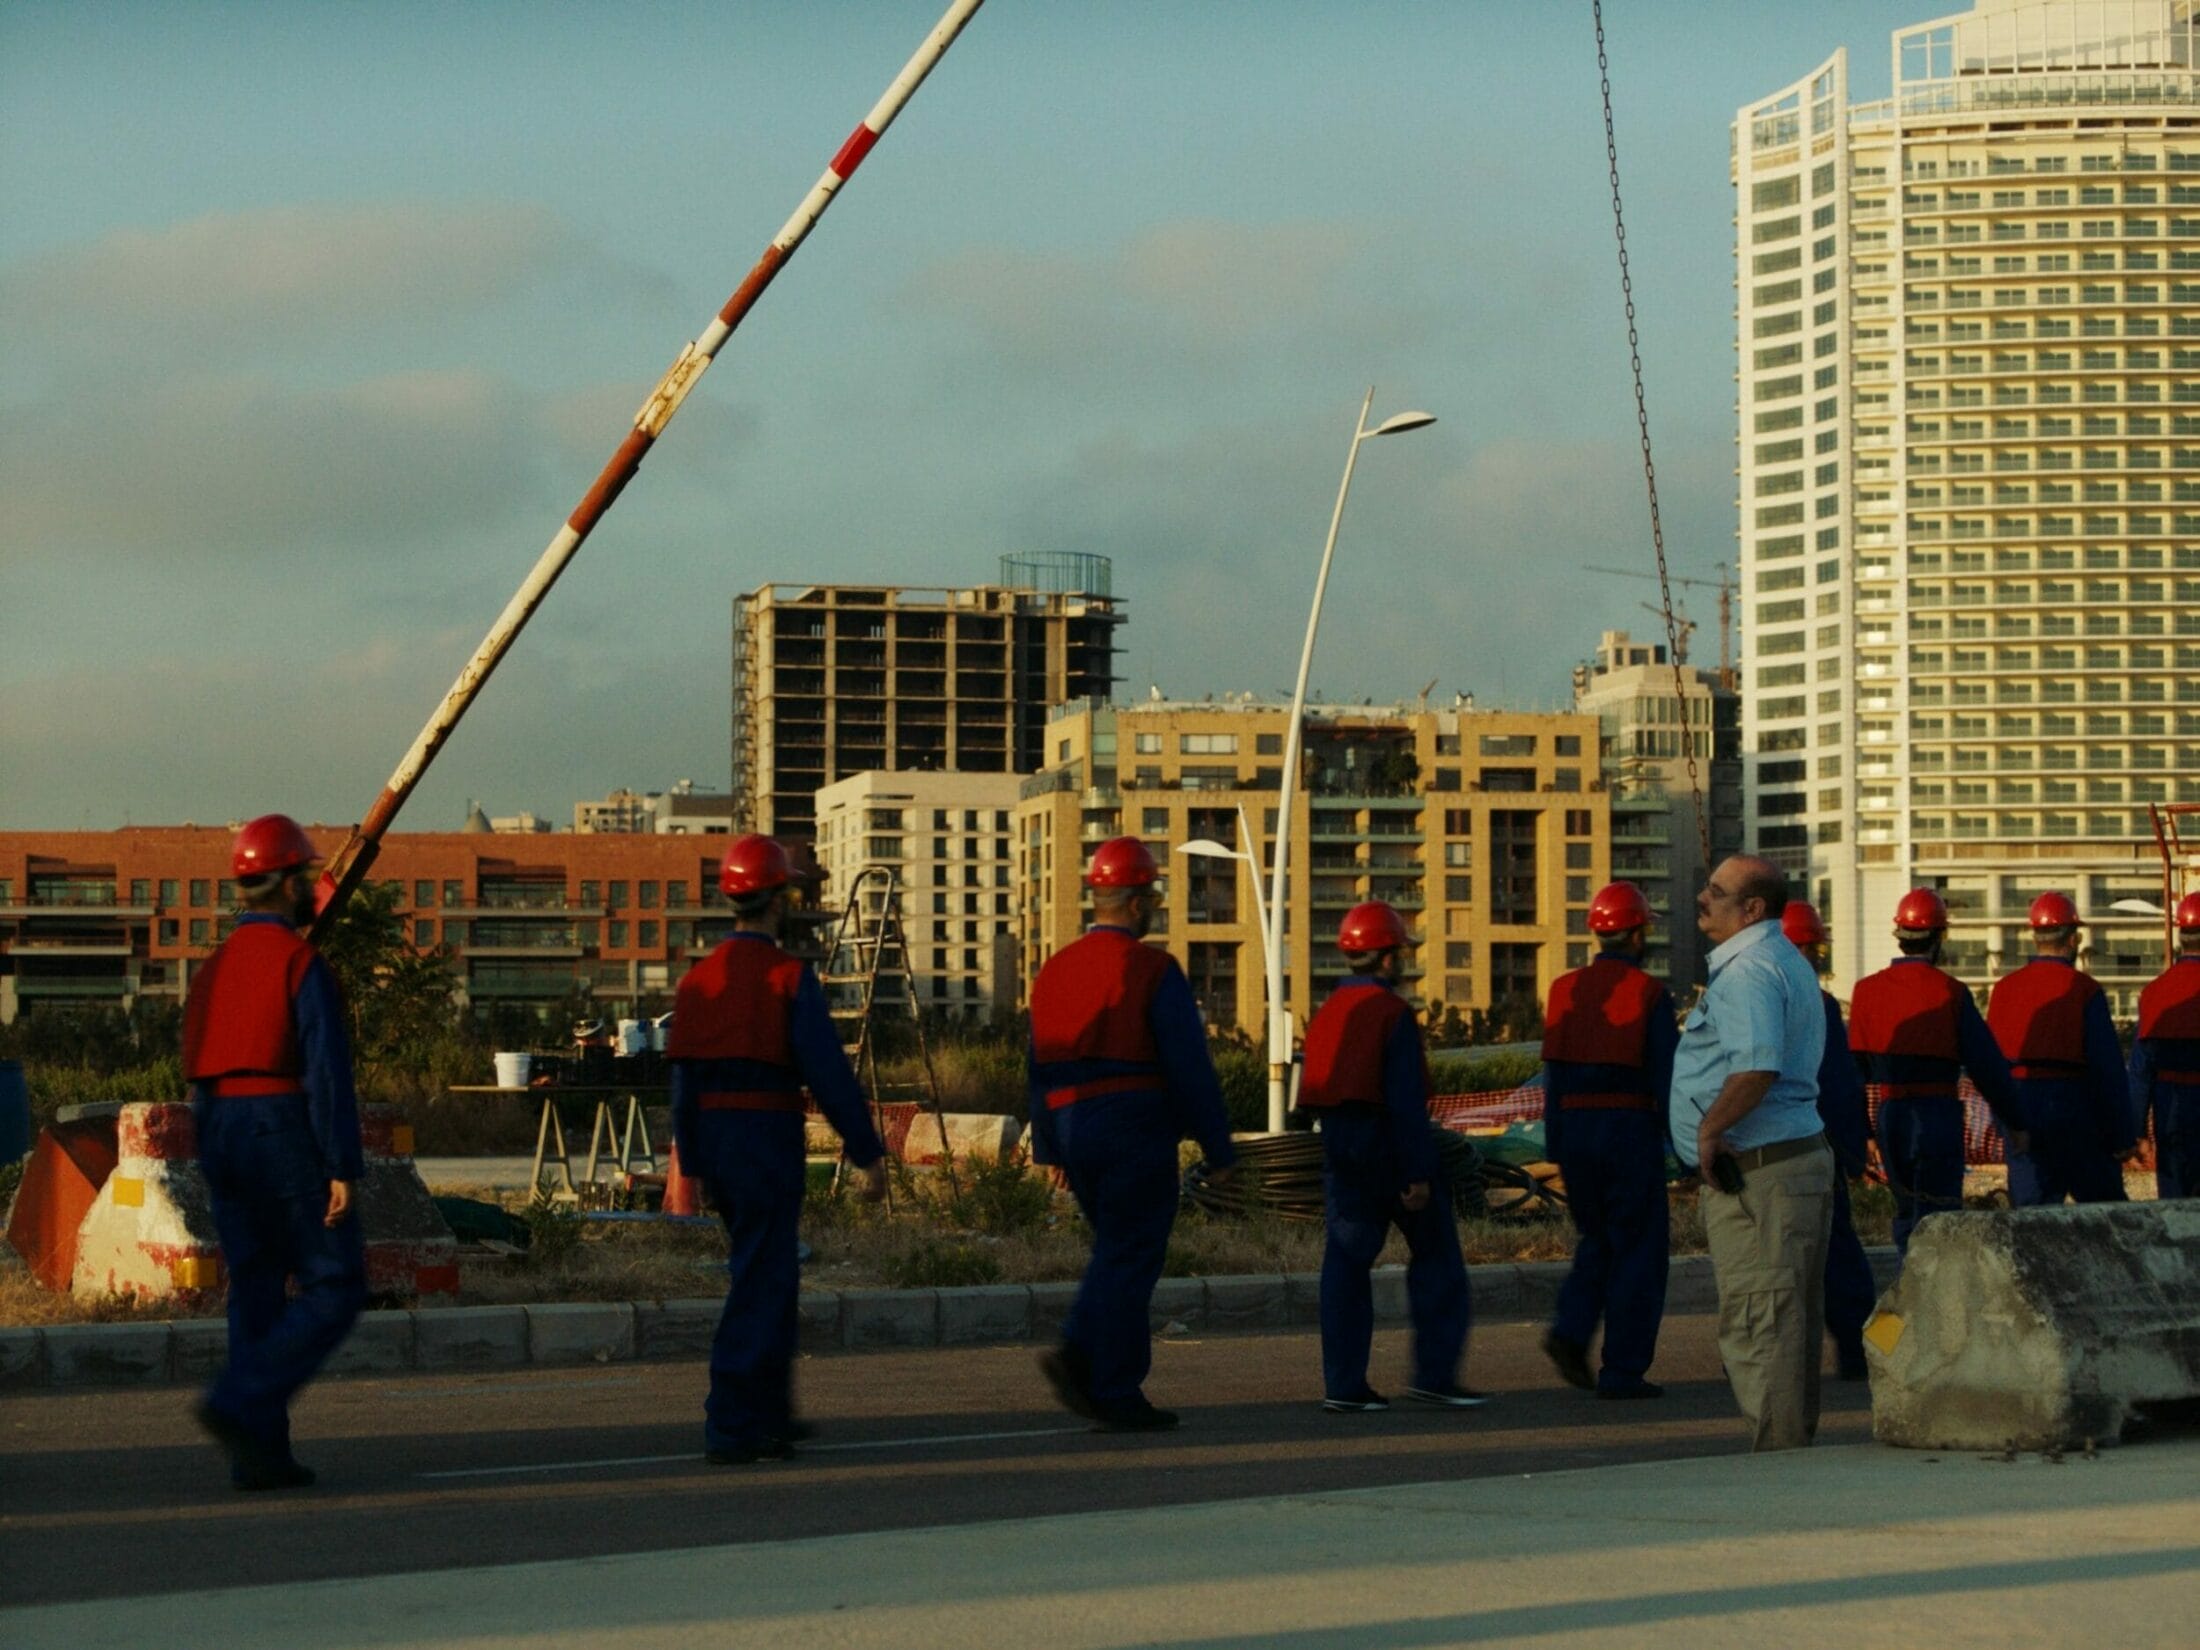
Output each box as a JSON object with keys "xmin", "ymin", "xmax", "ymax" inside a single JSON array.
[
  {"xmin": 1428, "ymin": 1048, "xmax": 1543, "ymax": 1096},
  {"xmin": 1210, "ymin": 1041, "xmax": 1269, "ymax": 1132},
  {"xmin": 943, "ymin": 1149, "xmax": 1055, "ymax": 1236},
  {"xmin": 522, "ymin": 1191, "xmax": 584, "ymax": 1268},
  {"xmin": 882, "ymin": 1237, "xmax": 1003, "ymax": 1288}
]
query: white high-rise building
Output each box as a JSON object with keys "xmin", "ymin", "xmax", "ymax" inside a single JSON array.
[{"xmin": 1734, "ymin": 0, "xmax": 2200, "ymax": 1011}]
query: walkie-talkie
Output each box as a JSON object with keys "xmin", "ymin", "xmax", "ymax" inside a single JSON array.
[{"xmin": 1710, "ymin": 1152, "xmax": 1746, "ymax": 1195}]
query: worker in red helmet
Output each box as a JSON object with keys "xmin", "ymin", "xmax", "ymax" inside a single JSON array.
[
  {"xmin": 183, "ymin": 814, "xmax": 366, "ymax": 1491},
  {"xmin": 1300, "ymin": 901, "xmax": 1481, "ymax": 1413},
  {"xmin": 1028, "ymin": 836, "xmax": 1237, "ymax": 1432},
  {"xmin": 667, "ymin": 833, "xmax": 887, "ymax": 1464},
  {"xmin": 1536, "ymin": 881, "xmax": 1677, "ymax": 1400},
  {"xmin": 1847, "ymin": 888, "xmax": 2023, "ymax": 1253},
  {"xmin": 2129, "ymin": 891, "xmax": 2200, "ymax": 1199},
  {"xmin": 1781, "ymin": 902, "xmax": 1875, "ymax": 1381},
  {"xmin": 1987, "ymin": 892, "xmax": 2135, "ymax": 1207}
]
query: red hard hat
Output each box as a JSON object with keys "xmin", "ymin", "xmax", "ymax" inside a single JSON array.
[
  {"xmin": 1893, "ymin": 887, "xmax": 1948, "ymax": 932},
  {"xmin": 718, "ymin": 833, "xmax": 793, "ymax": 896},
  {"xmin": 1587, "ymin": 881, "xmax": 1651, "ymax": 935},
  {"xmin": 2028, "ymin": 890, "xmax": 2081, "ymax": 929},
  {"xmin": 1337, "ymin": 900, "xmax": 1410, "ymax": 953},
  {"xmin": 2177, "ymin": 891, "xmax": 2200, "ymax": 931},
  {"xmin": 232, "ymin": 814, "xmax": 318, "ymax": 880},
  {"xmin": 1085, "ymin": 836, "xmax": 1160, "ymax": 888},
  {"xmin": 1781, "ymin": 901, "xmax": 1827, "ymax": 947}
]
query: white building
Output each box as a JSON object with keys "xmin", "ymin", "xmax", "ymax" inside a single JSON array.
[
  {"xmin": 1734, "ymin": 0, "xmax": 2200, "ymax": 1010},
  {"xmin": 812, "ymin": 771, "xmax": 1024, "ymax": 1017}
]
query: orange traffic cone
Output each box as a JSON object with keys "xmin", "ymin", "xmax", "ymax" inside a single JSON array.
[{"xmin": 663, "ymin": 1140, "xmax": 703, "ymax": 1216}]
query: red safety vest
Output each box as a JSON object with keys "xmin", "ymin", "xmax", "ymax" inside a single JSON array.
[
  {"xmin": 1541, "ymin": 958, "xmax": 1663, "ymax": 1068},
  {"xmin": 1029, "ymin": 929, "xmax": 1170, "ymax": 1108},
  {"xmin": 666, "ymin": 939, "xmax": 805, "ymax": 1109},
  {"xmin": 2137, "ymin": 959, "xmax": 2200, "ymax": 1043},
  {"xmin": 1848, "ymin": 961, "xmax": 1966, "ymax": 1060},
  {"xmin": 1300, "ymin": 984, "xmax": 1416, "ymax": 1108},
  {"xmin": 1988, "ymin": 960, "xmax": 2099, "ymax": 1071},
  {"xmin": 183, "ymin": 921, "xmax": 316, "ymax": 1090}
]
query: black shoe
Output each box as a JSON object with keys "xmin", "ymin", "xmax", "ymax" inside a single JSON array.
[
  {"xmin": 1039, "ymin": 1346, "xmax": 1098, "ymax": 1420},
  {"xmin": 234, "ymin": 1457, "xmax": 317, "ymax": 1492},
  {"xmin": 1402, "ymin": 1384, "xmax": 1490, "ymax": 1409},
  {"xmin": 1596, "ymin": 1379, "xmax": 1665, "ymax": 1401},
  {"xmin": 1321, "ymin": 1388, "xmax": 1391, "ymax": 1414},
  {"xmin": 1092, "ymin": 1402, "xmax": 1179, "ymax": 1433},
  {"xmin": 1542, "ymin": 1331, "xmax": 1594, "ymax": 1392},
  {"xmin": 705, "ymin": 1438, "xmax": 796, "ymax": 1465}
]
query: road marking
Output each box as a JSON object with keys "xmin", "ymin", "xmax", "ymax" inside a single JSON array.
[{"xmin": 417, "ymin": 1424, "xmax": 1089, "ymax": 1480}]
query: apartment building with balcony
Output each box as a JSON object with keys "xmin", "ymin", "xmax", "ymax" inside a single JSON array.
[
  {"xmin": 0, "ymin": 829, "xmax": 782, "ymax": 1025},
  {"xmin": 1734, "ymin": 0, "xmax": 2200, "ymax": 1009},
  {"xmin": 813, "ymin": 771, "xmax": 1023, "ymax": 1017},
  {"xmin": 730, "ymin": 554, "xmax": 1123, "ymax": 843},
  {"xmin": 1014, "ymin": 698, "xmax": 1612, "ymax": 1036},
  {"xmin": 1572, "ymin": 629, "xmax": 1745, "ymax": 988}
]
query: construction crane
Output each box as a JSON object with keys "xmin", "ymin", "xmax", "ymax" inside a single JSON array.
[
  {"xmin": 1586, "ymin": 563, "xmax": 1734, "ymax": 687},
  {"xmin": 1637, "ymin": 601, "xmax": 1696, "ymax": 664}
]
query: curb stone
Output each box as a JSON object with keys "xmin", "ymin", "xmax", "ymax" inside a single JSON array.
[{"xmin": 1, "ymin": 1247, "xmax": 1902, "ymax": 1388}]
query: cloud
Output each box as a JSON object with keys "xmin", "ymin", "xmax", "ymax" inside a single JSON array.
[{"xmin": 0, "ymin": 201, "xmax": 670, "ymax": 380}]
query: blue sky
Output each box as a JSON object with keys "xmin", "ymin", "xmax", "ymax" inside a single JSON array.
[{"xmin": 0, "ymin": 0, "xmax": 1931, "ymax": 830}]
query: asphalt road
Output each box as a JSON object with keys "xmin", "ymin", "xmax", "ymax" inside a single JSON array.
[{"xmin": 0, "ymin": 1312, "xmax": 1873, "ymax": 1609}]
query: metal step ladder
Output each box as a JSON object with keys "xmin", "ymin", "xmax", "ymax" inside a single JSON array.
[{"xmin": 818, "ymin": 865, "xmax": 960, "ymax": 1202}]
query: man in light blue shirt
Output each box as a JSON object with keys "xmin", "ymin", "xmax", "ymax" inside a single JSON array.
[{"xmin": 1672, "ymin": 854, "xmax": 1836, "ymax": 1451}]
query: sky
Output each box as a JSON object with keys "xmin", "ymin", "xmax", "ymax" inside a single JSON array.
[{"xmin": 0, "ymin": 0, "xmax": 1934, "ymax": 832}]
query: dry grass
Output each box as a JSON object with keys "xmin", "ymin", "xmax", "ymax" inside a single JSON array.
[{"xmin": 0, "ymin": 1170, "xmax": 1910, "ymax": 1327}]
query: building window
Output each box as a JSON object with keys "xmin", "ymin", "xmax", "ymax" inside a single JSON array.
[
  {"xmin": 1446, "ymin": 875, "xmax": 1473, "ymax": 901},
  {"xmin": 189, "ymin": 919, "xmax": 208, "ymax": 945},
  {"xmin": 639, "ymin": 881, "xmax": 659, "ymax": 909},
  {"xmin": 1480, "ymin": 733, "xmax": 1536, "ymax": 756},
  {"xmin": 444, "ymin": 920, "xmax": 469, "ymax": 946},
  {"xmin": 190, "ymin": 880, "xmax": 210, "ymax": 906},
  {"xmin": 1491, "ymin": 812, "xmax": 1538, "ymax": 925},
  {"xmin": 1564, "ymin": 811, "xmax": 1591, "ymax": 836},
  {"xmin": 1491, "ymin": 942, "xmax": 1541, "ymax": 1004},
  {"xmin": 668, "ymin": 880, "xmax": 687, "ymax": 908},
  {"xmin": 159, "ymin": 879, "xmax": 179, "ymax": 905},
  {"xmin": 609, "ymin": 922, "xmax": 628, "ymax": 947},
  {"xmin": 639, "ymin": 921, "xmax": 659, "ymax": 946},
  {"xmin": 1144, "ymin": 808, "xmax": 1169, "ymax": 832},
  {"xmin": 444, "ymin": 880, "xmax": 465, "ymax": 905},
  {"xmin": 1134, "ymin": 732, "xmax": 1162, "ymax": 754},
  {"xmin": 414, "ymin": 920, "xmax": 435, "ymax": 947},
  {"xmin": 610, "ymin": 881, "xmax": 629, "ymax": 907},
  {"xmin": 129, "ymin": 879, "xmax": 150, "ymax": 904},
  {"xmin": 1256, "ymin": 733, "xmax": 1283, "ymax": 755},
  {"xmin": 1443, "ymin": 810, "xmax": 1473, "ymax": 834},
  {"xmin": 1555, "ymin": 735, "xmax": 1581, "ymax": 756},
  {"xmin": 1566, "ymin": 842, "xmax": 1592, "ymax": 869},
  {"xmin": 1180, "ymin": 733, "xmax": 1238, "ymax": 754},
  {"xmin": 580, "ymin": 880, "xmax": 600, "ymax": 906}
]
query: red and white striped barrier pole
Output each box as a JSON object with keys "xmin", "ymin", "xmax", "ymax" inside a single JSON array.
[{"xmin": 312, "ymin": 0, "xmax": 990, "ymax": 936}]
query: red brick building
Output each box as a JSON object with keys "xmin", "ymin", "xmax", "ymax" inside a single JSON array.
[{"xmin": 0, "ymin": 827, "xmax": 803, "ymax": 1024}]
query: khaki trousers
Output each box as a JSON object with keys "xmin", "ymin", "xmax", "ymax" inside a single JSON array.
[{"xmin": 1700, "ymin": 1139, "xmax": 1835, "ymax": 1452}]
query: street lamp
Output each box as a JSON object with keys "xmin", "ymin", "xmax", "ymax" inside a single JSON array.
[
  {"xmin": 1262, "ymin": 389, "xmax": 1438, "ymax": 1133},
  {"xmin": 1182, "ymin": 805, "xmax": 1269, "ymax": 1046}
]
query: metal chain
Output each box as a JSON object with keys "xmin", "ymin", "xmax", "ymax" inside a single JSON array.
[{"xmin": 1593, "ymin": 0, "xmax": 1714, "ymax": 877}]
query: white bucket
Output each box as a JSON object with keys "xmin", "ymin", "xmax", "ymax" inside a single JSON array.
[
  {"xmin": 615, "ymin": 1019, "xmax": 647, "ymax": 1057},
  {"xmin": 493, "ymin": 1051, "xmax": 532, "ymax": 1090},
  {"xmin": 649, "ymin": 1013, "xmax": 673, "ymax": 1052}
]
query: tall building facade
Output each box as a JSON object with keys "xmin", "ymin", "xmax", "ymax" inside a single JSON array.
[
  {"xmin": 1735, "ymin": 0, "xmax": 2200, "ymax": 1009},
  {"xmin": 1015, "ymin": 698, "xmax": 1612, "ymax": 1035},
  {"xmin": 1572, "ymin": 629, "xmax": 1744, "ymax": 989},
  {"xmin": 813, "ymin": 771, "xmax": 1022, "ymax": 1017},
  {"xmin": 730, "ymin": 556, "xmax": 1123, "ymax": 843}
]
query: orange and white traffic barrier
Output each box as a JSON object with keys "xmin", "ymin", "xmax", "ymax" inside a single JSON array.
[
  {"xmin": 357, "ymin": 1104, "xmax": 461, "ymax": 1298},
  {"xmin": 71, "ymin": 1101, "xmax": 225, "ymax": 1306}
]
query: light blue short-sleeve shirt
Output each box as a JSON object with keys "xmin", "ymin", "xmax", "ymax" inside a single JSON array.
[{"xmin": 1669, "ymin": 918, "xmax": 1825, "ymax": 1166}]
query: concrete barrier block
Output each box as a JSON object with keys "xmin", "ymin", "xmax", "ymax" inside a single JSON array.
[
  {"xmin": 1370, "ymin": 1266, "xmax": 1408, "ymax": 1324},
  {"xmin": 1284, "ymin": 1272, "xmax": 1323, "ymax": 1326},
  {"xmin": 415, "ymin": 1305, "xmax": 527, "ymax": 1370},
  {"xmin": 1201, "ymin": 1274, "xmax": 1288, "ymax": 1331},
  {"xmin": 527, "ymin": 1302, "xmax": 636, "ymax": 1365},
  {"xmin": 842, "ymin": 1287, "xmax": 938, "ymax": 1350},
  {"xmin": 1148, "ymin": 1277, "xmax": 1205, "ymax": 1333},
  {"xmin": 0, "ymin": 1328, "xmax": 43, "ymax": 1389},
  {"xmin": 1469, "ymin": 1263, "xmax": 1523, "ymax": 1319},
  {"xmin": 637, "ymin": 1298, "xmax": 722, "ymax": 1360},
  {"xmin": 324, "ymin": 1311, "xmax": 416, "ymax": 1375},
  {"xmin": 1030, "ymin": 1282, "xmax": 1079, "ymax": 1342},
  {"xmin": 1870, "ymin": 1201, "xmax": 2200, "ymax": 1451},
  {"xmin": 1664, "ymin": 1255, "xmax": 1720, "ymax": 1315},
  {"xmin": 940, "ymin": 1284, "xmax": 1032, "ymax": 1345},
  {"xmin": 1512, "ymin": 1261, "xmax": 1571, "ymax": 1318},
  {"xmin": 169, "ymin": 1318, "xmax": 228, "ymax": 1382},
  {"xmin": 43, "ymin": 1322, "xmax": 170, "ymax": 1386},
  {"xmin": 796, "ymin": 1290, "xmax": 841, "ymax": 1351}
]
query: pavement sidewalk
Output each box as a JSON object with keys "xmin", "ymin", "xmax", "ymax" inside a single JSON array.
[{"xmin": 3, "ymin": 1438, "xmax": 2191, "ymax": 1647}]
